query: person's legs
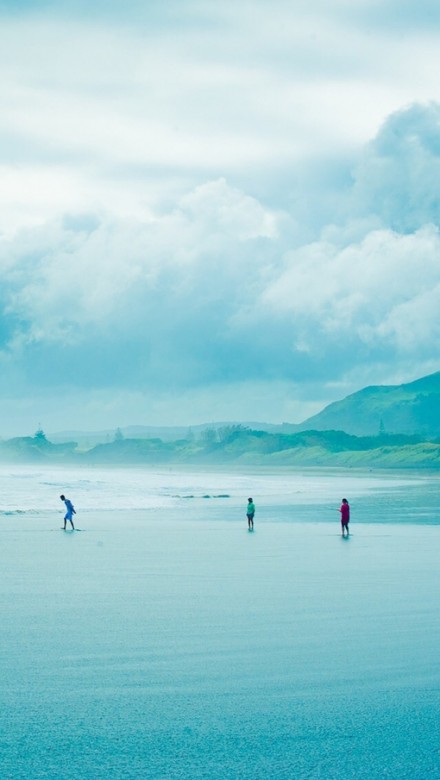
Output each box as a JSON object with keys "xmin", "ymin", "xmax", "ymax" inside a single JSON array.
[{"xmin": 65, "ymin": 512, "xmax": 74, "ymax": 530}]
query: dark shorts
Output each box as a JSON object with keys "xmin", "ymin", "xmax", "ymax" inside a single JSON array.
[
  {"xmin": 341, "ymin": 520, "xmax": 349, "ymax": 527},
  {"xmin": 247, "ymin": 514, "xmax": 254, "ymax": 520}
]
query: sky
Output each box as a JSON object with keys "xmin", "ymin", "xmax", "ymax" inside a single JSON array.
[{"xmin": 1, "ymin": 0, "xmax": 440, "ymax": 435}]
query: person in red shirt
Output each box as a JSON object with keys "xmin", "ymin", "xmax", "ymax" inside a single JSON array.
[{"xmin": 339, "ymin": 498, "xmax": 350, "ymax": 537}]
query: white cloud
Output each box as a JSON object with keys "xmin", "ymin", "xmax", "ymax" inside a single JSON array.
[
  {"xmin": 2, "ymin": 4, "xmax": 440, "ymax": 235},
  {"xmin": 1, "ymin": 2, "xmax": 440, "ymax": 429},
  {"xmin": 0, "ymin": 179, "xmax": 280, "ymax": 349},
  {"xmin": 2, "ymin": 159, "xmax": 440, "ymax": 397},
  {"xmin": 178, "ymin": 179, "xmax": 278, "ymax": 240},
  {"xmin": 352, "ymin": 103, "xmax": 440, "ymax": 232},
  {"xmin": 261, "ymin": 225, "xmax": 440, "ymax": 355}
]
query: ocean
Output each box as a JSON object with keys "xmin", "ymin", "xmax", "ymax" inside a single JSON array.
[{"xmin": 0, "ymin": 465, "xmax": 439, "ymax": 779}]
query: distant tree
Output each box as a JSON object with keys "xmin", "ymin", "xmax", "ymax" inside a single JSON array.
[
  {"xmin": 34, "ymin": 426, "xmax": 47, "ymax": 442},
  {"xmin": 114, "ymin": 427, "xmax": 124, "ymax": 442},
  {"xmin": 200, "ymin": 427, "xmax": 218, "ymax": 444},
  {"xmin": 217, "ymin": 425, "xmax": 250, "ymax": 443}
]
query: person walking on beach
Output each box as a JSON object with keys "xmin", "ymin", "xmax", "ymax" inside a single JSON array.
[
  {"xmin": 339, "ymin": 498, "xmax": 350, "ymax": 537},
  {"xmin": 247, "ymin": 497, "xmax": 255, "ymax": 530},
  {"xmin": 60, "ymin": 494, "xmax": 76, "ymax": 530}
]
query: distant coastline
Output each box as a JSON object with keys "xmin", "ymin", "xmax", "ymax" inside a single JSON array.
[
  {"xmin": 4, "ymin": 369, "xmax": 440, "ymax": 469},
  {"xmin": 1, "ymin": 427, "xmax": 439, "ymax": 469}
]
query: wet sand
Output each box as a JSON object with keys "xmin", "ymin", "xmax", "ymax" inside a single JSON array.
[{"xmin": 1, "ymin": 513, "xmax": 440, "ymax": 779}]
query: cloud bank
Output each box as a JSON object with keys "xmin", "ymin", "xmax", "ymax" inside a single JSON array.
[
  {"xmin": 0, "ymin": 3, "xmax": 440, "ymax": 433},
  {"xmin": 1, "ymin": 102, "xmax": 440, "ymax": 432}
]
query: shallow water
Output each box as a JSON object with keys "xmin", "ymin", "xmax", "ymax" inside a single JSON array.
[
  {"xmin": 1, "ymin": 463, "xmax": 439, "ymax": 523},
  {"xmin": 1, "ymin": 467, "xmax": 440, "ymax": 778}
]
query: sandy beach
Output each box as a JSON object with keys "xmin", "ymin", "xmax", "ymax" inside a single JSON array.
[{"xmin": 1, "ymin": 498, "xmax": 440, "ymax": 779}]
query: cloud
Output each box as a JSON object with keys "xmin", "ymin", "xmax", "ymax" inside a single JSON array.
[
  {"xmin": 352, "ymin": 103, "xmax": 440, "ymax": 232},
  {"xmin": 260, "ymin": 225, "xmax": 440, "ymax": 361},
  {"xmin": 0, "ymin": 180, "xmax": 282, "ymax": 390},
  {"xmin": 0, "ymin": 0, "xmax": 440, "ymax": 431},
  {"xmin": 2, "ymin": 103, "xmax": 440, "ymax": 422},
  {"xmin": 337, "ymin": 0, "xmax": 440, "ymax": 33},
  {"xmin": 2, "ymin": 2, "xmax": 440, "ymax": 236}
]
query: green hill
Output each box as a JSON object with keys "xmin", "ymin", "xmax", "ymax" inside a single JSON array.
[{"xmin": 297, "ymin": 371, "xmax": 440, "ymax": 437}]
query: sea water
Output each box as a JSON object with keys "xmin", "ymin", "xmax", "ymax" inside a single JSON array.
[
  {"xmin": 0, "ymin": 465, "xmax": 440, "ymax": 779},
  {"xmin": 1, "ymin": 463, "xmax": 438, "ymax": 523}
]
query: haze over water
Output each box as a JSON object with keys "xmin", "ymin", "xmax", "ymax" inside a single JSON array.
[{"xmin": 1, "ymin": 465, "xmax": 440, "ymax": 779}]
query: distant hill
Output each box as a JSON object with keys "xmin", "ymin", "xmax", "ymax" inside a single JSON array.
[
  {"xmin": 30, "ymin": 369, "xmax": 440, "ymax": 450},
  {"xmin": 297, "ymin": 371, "xmax": 440, "ymax": 437}
]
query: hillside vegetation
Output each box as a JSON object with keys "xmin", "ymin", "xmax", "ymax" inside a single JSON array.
[
  {"xmin": 298, "ymin": 371, "xmax": 440, "ymax": 436},
  {"xmin": 1, "ymin": 426, "xmax": 440, "ymax": 468}
]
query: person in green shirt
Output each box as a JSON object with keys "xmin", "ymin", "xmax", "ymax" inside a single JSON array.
[{"xmin": 246, "ymin": 497, "xmax": 255, "ymax": 530}]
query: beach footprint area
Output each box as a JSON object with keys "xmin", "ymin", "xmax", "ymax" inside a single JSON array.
[{"xmin": 0, "ymin": 467, "xmax": 440, "ymax": 779}]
